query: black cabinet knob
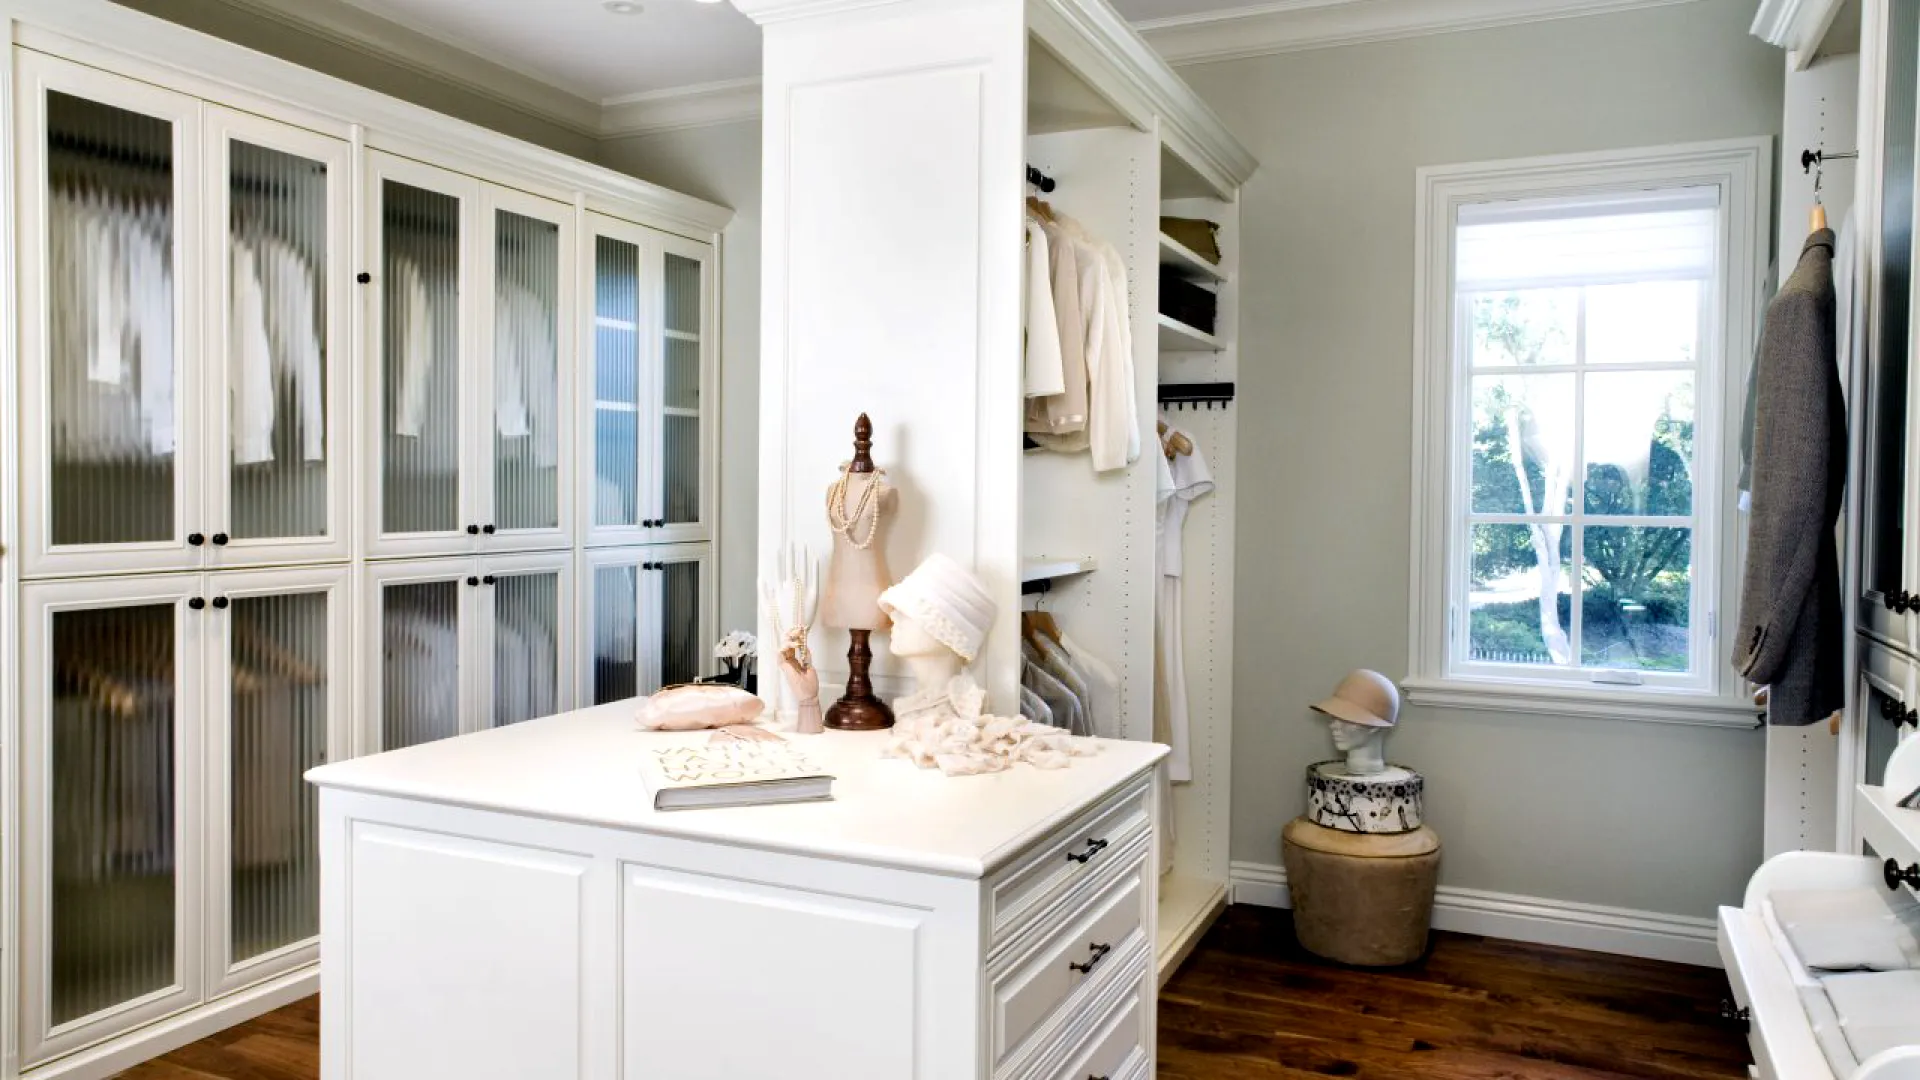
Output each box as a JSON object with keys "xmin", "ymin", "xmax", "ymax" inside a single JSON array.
[
  {"xmin": 356, "ymin": 271, "xmax": 371, "ymax": 284},
  {"xmin": 482, "ymin": 575, "xmax": 496, "ymax": 585},
  {"xmin": 212, "ymin": 596, "xmax": 229, "ymax": 609},
  {"xmin": 1887, "ymin": 858, "xmax": 1920, "ymax": 891},
  {"xmin": 187, "ymin": 533, "xmax": 206, "ymax": 546},
  {"xmin": 188, "ymin": 597, "xmax": 206, "ymax": 610},
  {"xmin": 467, "ymin": 576, "xmax": 480, "ymax": 586},
  {"xmin": 211, "ymin": 533, "xmax": 229, "ymax": 546},
  {"xmin": 467, "ymin": 524, "xmax": 481, "ymax": 535},
  {"xmin": 482, "ymin": 524, "xmax": 496, "ymax": 535}
]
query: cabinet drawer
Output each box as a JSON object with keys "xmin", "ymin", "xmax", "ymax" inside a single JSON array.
[
  {"xmin": 989, "ymin": 779, "xmax": 1150, "ymax": 944},
  {"xmin": 1051, "ymin": 978, "xmax": 1149, "ymax": 1080},
  {"xmin": 992, "ymin": 850, "xmax": 1149, "ymax": 1067}
]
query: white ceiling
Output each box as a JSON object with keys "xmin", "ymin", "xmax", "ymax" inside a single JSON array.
[{"xmin": 334, "ymin": 0, "xmax": 766, "ymax": 101}]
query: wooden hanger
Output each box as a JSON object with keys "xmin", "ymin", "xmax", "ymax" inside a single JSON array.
[
  {"xmin": 1021, "ymin": 609, "xmax": 1060, "ymax": 649},
  {"xmin": 1026, "ymin": 195, "xmax": 1055, "ymax": 224},
  {"xmin": 1810, "ymin": 200, "xmax": 1827, "ymax": 233},
  {"xmin": 1157, "ymin": 420, "xmax": 1193, "ymax": 459}
]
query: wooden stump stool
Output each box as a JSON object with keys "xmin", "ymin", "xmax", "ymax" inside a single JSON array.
[{"xmin": 1281, "ymin": 817, "xmax": 1441, "ymax": 967}]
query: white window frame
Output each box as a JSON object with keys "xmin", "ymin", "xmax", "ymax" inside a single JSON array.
[{"xmin": 1405, "ymin": 138, "xmax": 1771, "ymax": 728}]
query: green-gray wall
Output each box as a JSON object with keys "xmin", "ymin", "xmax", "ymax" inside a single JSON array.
[{"xmin": 1177, "ymin": 0, "xmax": 1780, "ymax": 918}]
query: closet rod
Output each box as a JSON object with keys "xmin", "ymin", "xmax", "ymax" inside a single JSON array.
[
  {"xmin": 1020, "ymin": 578, "xmax": 1052, "ymax": 596},
  {"xmin": 1158, "ymin": 381, "xmax": 1235, "ymax": 409},
  {"xmin": 1026, "ymin": 165, "xmax": 1057, "ymax": 193},
  {"xmin": 1802, "ymin": 148, "xmax": 1859, "ymax": 172}
]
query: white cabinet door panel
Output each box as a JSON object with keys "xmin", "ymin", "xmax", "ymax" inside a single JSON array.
[
  {"xmin": 621, "ymin": 864, "xmax": 921, "ymax": 1080},
  {"xmin": 348, "ymin": 824, "xmax": 592, "ymax": 1080}
]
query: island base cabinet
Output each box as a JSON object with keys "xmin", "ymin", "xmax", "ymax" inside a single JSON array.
[{"xmin": 314, "ymin": 764, "xmax": 1160, "ymax": 1080}]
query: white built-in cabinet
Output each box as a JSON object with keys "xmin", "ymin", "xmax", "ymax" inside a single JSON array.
[{"xmin": 3, "ymin": 3, "xmax": 729, "ymax": 1075}]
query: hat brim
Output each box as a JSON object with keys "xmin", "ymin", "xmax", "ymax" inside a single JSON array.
[{"xmin": 1310, "ymin": 697, "xmax": 1393, "ymax": 728}]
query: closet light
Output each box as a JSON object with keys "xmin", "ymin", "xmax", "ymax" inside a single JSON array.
[{"xmin": 603, "ymin": 1, "xmax": 642, "ymax": 12}]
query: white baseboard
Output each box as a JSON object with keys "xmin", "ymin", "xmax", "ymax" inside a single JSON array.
[
  {"xmin": 25, "ymin": 966, "xmax": 317, "ymax": 1080},
  {"xmin": 1228, "ymin": 861, "xmax": 1721, "ymax": 968}
]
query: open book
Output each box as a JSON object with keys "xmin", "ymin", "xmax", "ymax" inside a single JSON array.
[{"xmin": 639, "ymin": 741, "xmax": 834, "ymax": 811}]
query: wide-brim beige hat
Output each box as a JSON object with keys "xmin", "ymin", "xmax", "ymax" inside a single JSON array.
[{"xmin": 1309, "ymin": 669, "xmax": 1399, "ymax": 728}]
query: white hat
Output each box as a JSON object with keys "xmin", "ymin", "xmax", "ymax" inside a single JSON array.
[{"xmin": 877, "ymin": 554, "xmax": 997, "ymax": 663}]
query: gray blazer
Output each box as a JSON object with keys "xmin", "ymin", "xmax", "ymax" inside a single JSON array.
[{"xmin": 1733, "ymin": 229, "xmax": 1846, "ymax": 726}]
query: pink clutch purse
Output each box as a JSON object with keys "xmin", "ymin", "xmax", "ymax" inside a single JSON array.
[{"xmin": 635, "ymin": 684, "xmax": 766, "ymax": 731}]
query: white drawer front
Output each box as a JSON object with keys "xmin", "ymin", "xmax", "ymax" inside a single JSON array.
[
  {"xmin": 1052, "ymin": 980, "xmax": 1148, "ymax": 1080},
  {"xmin": 989, "ymin": 780, "xmax": 1150, "ymax": 945},
  {"xmin": 992, "ymin": 852, "xmax": 1149, "ymax": 1066}
]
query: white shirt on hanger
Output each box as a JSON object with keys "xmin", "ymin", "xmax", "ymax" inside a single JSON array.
[{"xmin": 1025, "ymin": 217, "xmax": 1065, "ymax": 398}]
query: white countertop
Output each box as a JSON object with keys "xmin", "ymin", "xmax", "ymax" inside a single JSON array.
[{"xmin": 307, "ymin": 702, "xmax": 1168, "ymax": 878}]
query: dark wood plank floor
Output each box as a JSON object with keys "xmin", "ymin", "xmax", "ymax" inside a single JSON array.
[{"xmin": 116, "ymin": 905, "xmax": 1748, "ymax": 1079}]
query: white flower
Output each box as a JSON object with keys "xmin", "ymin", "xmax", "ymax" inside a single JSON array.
[{"xmin": 714, "ymin": 630, "xmax": 759, "ymax": 661}]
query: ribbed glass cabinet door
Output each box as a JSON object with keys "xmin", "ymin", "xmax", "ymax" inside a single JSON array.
[
  {"xmin": 370, "ymin": 152, "xmax": 475, "ymax": 555},
  {"xmin": 651, "ymin": 238, "xmax": 713, "ymax": 543},
  {"xmin": 211, "ymin": 570, "xmax": 343, "ymax": 989},
  {"xmin": 487, "ymin": 560, "xmax": 569, "ymax": 727},
  {"xmin": 18, "ymin": 57, "xmax": 202, "ymax": 576},
  {"xmin": 21, "ymin": 580, "xmax": 202, "ymax": 1065},
  {"xmin": 589, "ymin": 222, "xmax": 646, "ymax": 541},
  {"xmin": 371, "ymin": 566, "xmax": 468, "ymax": 751},
  {"xmin": 1864, "ymin": 0, "xmax": 1920, "ymax": 645},
  {"xmin": 486, "ymin": 190, "xmax": 572, "ymax": 547},
  {"xmin": 212, "ymin": 108, "xmax": 350, "ymax": 565}
]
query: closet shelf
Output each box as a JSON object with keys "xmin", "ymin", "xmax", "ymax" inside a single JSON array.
[
  {"xmin": 595, "ymin": 400, "xmax": 639, "ymax": 414},
  {"xmin": 1159, "ymin": 232, "xmax": 1226, "ymax": 283},
  {"xmin": 1158, "ymin": 314, "xmax": 1223, "ymax": 354},
  {"xmin": 1020, "ymin": 556, "xmax": 1097, "ymax": 584},
  {"xmin": 595, "ymin": 316, "xmax": 638, "ymax": 331},
  {"xmin": 663, "ymin": 406, "xmax": 700, "ymax": 418},
  {"xmin": 1156, "ymin": 873, "xmax": 1228, "ymax": 984},
  {"xmin": 665, "ymin": 329, "xmax": 700, "ymax": 343}
]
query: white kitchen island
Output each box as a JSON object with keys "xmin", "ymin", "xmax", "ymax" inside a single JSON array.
[{"xmin": 306, "ymin": 702, "xmax": 1167, "ymax": 1080}]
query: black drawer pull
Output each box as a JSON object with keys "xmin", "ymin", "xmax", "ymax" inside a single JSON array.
[
  {"xmin": 1066, "ymin": 838, "xmax": 1109, "ymax": 865},
  {"xmin": 1885, "ymin": 859, "xmax": 1920, "ymax": 891},
  {"xmin": 1068, "ymin": 942, "xmax": 1111, "ymax": 974}
]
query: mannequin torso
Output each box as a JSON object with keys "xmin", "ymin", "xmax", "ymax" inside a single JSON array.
[{"xmin": 821, "ymin": 470, "xmax": 897, "ymax": 630}]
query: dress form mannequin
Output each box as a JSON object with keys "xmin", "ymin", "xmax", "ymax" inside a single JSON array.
[{"xmin": 822, "ymin": 414, "xmax": 898, "ymax": 730}]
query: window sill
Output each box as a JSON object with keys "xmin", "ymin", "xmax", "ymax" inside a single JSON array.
[{"xmin": 1401, "ymin": 676, "xmax": 1762, "ymax": 729}]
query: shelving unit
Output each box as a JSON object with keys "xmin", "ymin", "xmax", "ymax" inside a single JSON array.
[
  {"xmin": 1158, "ymin": 231, "xmax": 1226, "ymax": 283},
  {"xmin": 1158, "ymin": 313, "xmax": 1223, "ymax": 353}
]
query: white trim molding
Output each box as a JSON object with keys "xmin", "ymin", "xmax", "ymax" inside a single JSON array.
[
  {"xmin": 1750, "ymin": 0, "xmax": 1850, "ymax": 69},
  {"xmin": 1406, "ymin": 138, "xmax": 1771, "ymax": 724},
  {"xmin": 601, "ymin": 78, "xmax": 765, "ymax": 137},
  {"xmin": 1135, "ymin": 0, "xmax": 1705, "ymax": 67},
  {"xmin": 1228, "ymin": 861, "xmax": 1722, "ymax": 967}
]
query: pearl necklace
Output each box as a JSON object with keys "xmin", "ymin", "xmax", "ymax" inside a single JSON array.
[{"xmin": 826, "ymin": 465, "xmax": 886, "ymax": 549}]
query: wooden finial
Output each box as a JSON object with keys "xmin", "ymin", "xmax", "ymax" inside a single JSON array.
[{"xmin": 850, "ymin": 413, "xmax": 875, "ymax": 474}]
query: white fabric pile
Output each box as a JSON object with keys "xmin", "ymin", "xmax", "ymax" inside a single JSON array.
[{"xmin": 885, "ymin": 675, "xmax": 1093, "ymax": 777}]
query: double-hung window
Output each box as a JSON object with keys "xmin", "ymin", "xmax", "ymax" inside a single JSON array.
[{"xmin": 1408, "ymin": 141, "xmax": 1768, "ymax": 721}]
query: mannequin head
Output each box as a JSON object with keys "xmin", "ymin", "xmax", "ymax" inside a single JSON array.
[
  {"xmin": 877, "ymin": 554, "xmax": 996, "ymax": 700},
  {"xmin": 1309, "ymin": 669, "xmax": 1401, "ymax": 778},
  {"xmin": 1329, "ymin": 719, "xmax": 1388, "ymax": 775},
  {"xmin": 889, "ymin": 611, "xmax": 965, "ymax": 696}
]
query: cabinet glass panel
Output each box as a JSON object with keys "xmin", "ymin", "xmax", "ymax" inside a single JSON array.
[
  {"xmin": 594, "ymin": 235, "xmax": 642, "ymax": 528},
  {"xmin": 1870, "ymin": 0, "xmax": 1918, "ymax": 602},
  {"xmin": 592, "ymin": 564, "xmax": 638, "ymax": 704},
  {"xmin": 658, "ymin": 253, "xmax": 703, "ymax": 526},
  {"xmin": 45, "ymin": 93, "xmax": 178, "ymax": 548},
  {"xmin": 228, "ymin": 591, "xmax": 327, "ymax": 962},
  {"xmin": 659, "ymin": 560, "xmax": 703, "ymax": 690},
  {"xmin": 493, "ymin": 210, "xmax": 561, "ymax": 532},
  {"xmin": 381, "ymin": 181, "xmax": 460, "ymax": 536},
  {"xmin": 229, "ymin": 141, "xmax": 330, "ymax": 541},
  {"xmin": 381, "ymin": 579, "xmax": 460, "ymax": 749},
  {"xmin": 50, "ymin": 604, "xmax": 177, "ymax": 1024},
  {"xmin": 493, "ymin": 571, "xmax": 559, "ymax": 726}
]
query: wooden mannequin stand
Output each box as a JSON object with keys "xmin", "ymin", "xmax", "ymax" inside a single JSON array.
[{"xmin": 825, "ymin": 415, "xmax": 896, "ymax": 730}]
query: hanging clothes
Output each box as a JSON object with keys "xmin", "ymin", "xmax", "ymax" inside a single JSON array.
[
  {"xmin": 1027, "ymin": 212, "xmax": 1139, "ymax": 472},
  {"xmin": 392, "ymin": 254, "xmax": 434, "ymax": 437},
  {"xmin": 1155, "ymin": 421, "xmax": 1215, "ymax": 783},
  {"xmin": 1058, "ymin": 632, "xmax": 1121, "ymax": 740},
  {"xmin": 1027, "ymin": 216, "xmax": 1089, "ymax": 439},
  {"xmin": 1019, "ymin": 684, "xmax": 1054, "ymax": 727},
  {"xmin": 1024, "ymin": 215, "xmax": 1065, "ymax": 398},
  {"xmin": 494, "ymin": 282, "xmax": 561, "ymax": 468}
]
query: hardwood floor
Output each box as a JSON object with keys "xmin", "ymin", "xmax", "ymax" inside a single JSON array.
[
  {"xmin": 1159, "ymin": 906, "xmax": 1749, "ymax": 1079},
  {"xmin": 115, "ymin": 906, "xmax": 1748, "ymax": 1079}
]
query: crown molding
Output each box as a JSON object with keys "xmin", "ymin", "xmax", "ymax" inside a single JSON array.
[
  {"xmin": 203, "ymin": 0, "xmax": 605, "ymax": 136},
  {"xmin": 1749, "ymin": 0, "xmax": 1846, "ymax": 69},
  {"xmin": 601, "ymin": 78, "xmax": 765, "ymax": 137},
  {"xmin": 1135, "ymin": 0, "xmax": 1704, "ymax": 66}
]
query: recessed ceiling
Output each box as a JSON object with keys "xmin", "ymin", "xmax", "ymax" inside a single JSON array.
[{"xmin": 336, "ymin": 0, "xmax": 764, "ymax": 101}]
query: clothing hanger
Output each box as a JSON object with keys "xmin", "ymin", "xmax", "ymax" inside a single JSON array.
[
  {"xmin": 1026, "ymin": 194, "xmax": 1055, "ymax": 225},
  {"xmin": 1157, "ymin": 420, "xmax": 1193, "ymax": 459}
]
